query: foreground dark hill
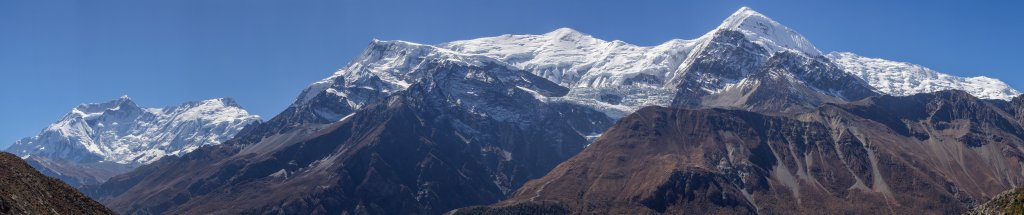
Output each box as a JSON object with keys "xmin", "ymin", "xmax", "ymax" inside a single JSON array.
[
  {"xmin": 459, "ymin": 91, "xmax": 1024, "ymax": 214},
  {"xmin": 0, "ymin": 152, "xmax": 115, "ymax": 215},
  {"xmin": 86, "ymin": 61, "xmax": 612, "ymax": 214}
]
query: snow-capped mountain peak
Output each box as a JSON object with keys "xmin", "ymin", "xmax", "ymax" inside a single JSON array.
[
  {"xmin": 542, "ymin": 27, "xmax": 589, "ymax": 40},
  {"xmin": 712, "ymin": 7, "xmax": 821, "ymax": 56}
]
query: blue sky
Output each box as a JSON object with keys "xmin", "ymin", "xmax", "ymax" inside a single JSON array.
[{"xmin": 2, "ymin": 0, "xmax": 1022, "ymax": 148}]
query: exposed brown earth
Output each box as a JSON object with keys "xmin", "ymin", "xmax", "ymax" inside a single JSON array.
[
  {"xmin": 463, "ymin": 91, "xmax": 1024, "ymax": 214},
  {"xmin": 0, "ymin": 152, "xmax": 116, "ymax": 215}
]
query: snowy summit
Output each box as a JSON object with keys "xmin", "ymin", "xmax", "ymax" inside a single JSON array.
[{"xmin": 714, "ymin": 6, "xmax": 821, "ymax": 56}]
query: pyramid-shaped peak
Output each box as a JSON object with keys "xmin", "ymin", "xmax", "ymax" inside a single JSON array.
[
  {"xmin": 733, "ymin": 7, "xmax": 761, "ymax": 17},
  {"xmin": 713, "ymin": 7, "xmax": 821, "ymax": 56}
]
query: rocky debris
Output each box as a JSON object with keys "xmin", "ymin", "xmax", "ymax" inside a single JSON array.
[{"xmin": 0, "ymin": 152, "xmax": 115, "ymax": 215}]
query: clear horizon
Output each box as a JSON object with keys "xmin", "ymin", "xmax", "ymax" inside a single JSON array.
[{"xmin": 3, "ymin": 0, "xmax": 1023, "ymax": 148}]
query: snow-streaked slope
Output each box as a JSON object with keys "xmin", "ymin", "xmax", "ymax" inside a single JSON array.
[
  {"xmin": 290, "ymin": 39, "xmax": 511, "ymax": 122},
  {"xmin": 7, "ymin": 96, "xmax": 261, "ymax": 165},
  {"xmin": 828, "ymin": 52, "xmax": 1020, "ymax": 100},
  {"xmin": 300, "ymin": 39, "xmax": 504, "ymax": 104}
]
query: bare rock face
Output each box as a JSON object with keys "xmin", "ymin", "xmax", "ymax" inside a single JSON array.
[
  {"xmin": 966, "ymin": 188, "xmax": 1024, "ymax": 215},
  {"xmin": 0, "ymin": 152, "xmax": 115, "ymax": 215},
  {"xmin": 464, "ymin": 90, "xmax": 1024, "ymax": 214}
]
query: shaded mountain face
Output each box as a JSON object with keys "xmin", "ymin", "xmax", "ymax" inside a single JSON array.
[
  {"xmin": 467, "ymin": 91, "xmax": 1024, "ymax": 214},
  {"xmin": 0, "ymin": 152, "xmax": 115, "ymax": 215},
  {"xmin": 86, "ymin": 61, "xmax": 613, "ymax": 215},
  {"xmin": 5, "ymin": 96, "xmax": 260, "ymax": 187}
]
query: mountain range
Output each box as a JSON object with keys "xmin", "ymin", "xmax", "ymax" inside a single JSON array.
[
  {"xmin": 5, "ymin": 96, "xmax": 260, "ymax": 186},
  {"xmin": 284, "ymin": 7, "xmax": 1018, "ymax": 120},
  {"xmin": 7, "ymin": 6, "xmax": 1020, "ymax": 215}
]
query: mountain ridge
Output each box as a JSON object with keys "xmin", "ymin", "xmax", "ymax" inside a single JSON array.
[{"xmin": 461, "ymin": 89, "xmax": 1024, "ymax": 214}]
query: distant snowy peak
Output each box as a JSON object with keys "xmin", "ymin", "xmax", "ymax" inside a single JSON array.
[
  {"xmin": 7, "ymin": 96, "xmax": 261, "ymax": 165},
  {"xmin": 712, "ymin": 6, "xmax": 821, "ymax": 56},
  {"xmin": 827, "ymin": 52, "xmax": 1021, "ymax": 100}
]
